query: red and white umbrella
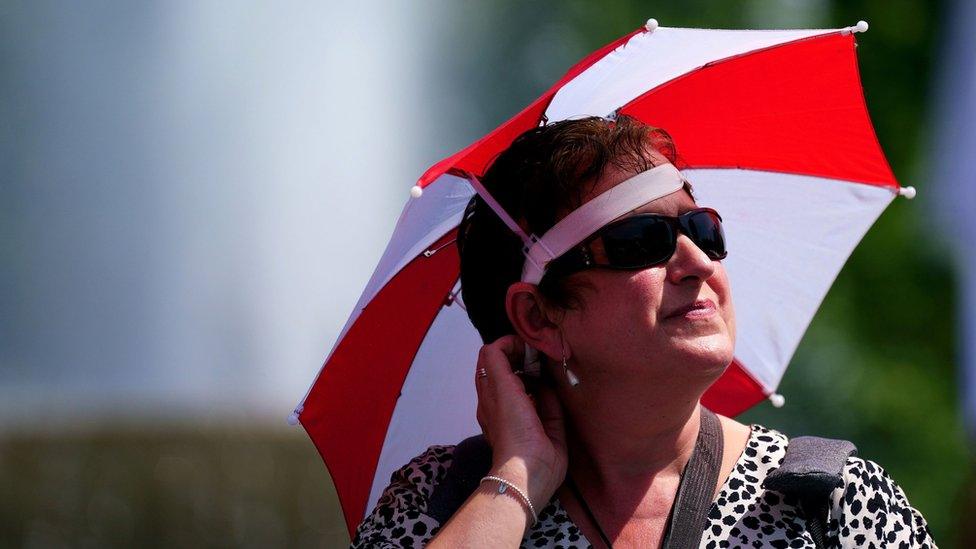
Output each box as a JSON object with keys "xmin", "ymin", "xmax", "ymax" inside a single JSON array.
[{"xmin": 292, "ymin": 20, "xmax": 915, "ymax": 535}]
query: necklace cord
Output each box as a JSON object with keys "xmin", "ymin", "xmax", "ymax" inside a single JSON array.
[{"xmin": 566, "ymin": 474, "xmax": 615, "ymax": 549}]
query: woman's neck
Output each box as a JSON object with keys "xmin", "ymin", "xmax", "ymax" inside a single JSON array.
[{"xmin": 564, "ymin": 388, "xmax": 703, "ymax": 498}]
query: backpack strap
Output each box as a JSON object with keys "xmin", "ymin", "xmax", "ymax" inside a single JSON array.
[
  {"xmin": 427, "ymin": 434, "xmax": 493, "ymax": 524},
  {"xmin": 660, "ymin": 407, "xmax": 724, "ymax": 549},
  {"xmin": 762, "ymin": 436, "xmax": 857, "ymax": 549}
]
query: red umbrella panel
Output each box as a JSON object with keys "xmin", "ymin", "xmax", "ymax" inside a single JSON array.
[{"xmin": 293, "ymin": 21, "xmax": 913, "ymax": 536}]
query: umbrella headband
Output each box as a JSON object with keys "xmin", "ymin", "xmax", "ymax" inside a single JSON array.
[
  {"xmin": 465, "ymin": 163, "xmax": 687, "ymax": 285},
  {"xmin": 521, "ymin": 163, "xmax": 687, "ymax": 283}
]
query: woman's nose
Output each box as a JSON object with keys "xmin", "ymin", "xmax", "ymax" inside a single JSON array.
[{"xmin": 667, "ymin": 234, "xmax": 717, "ymax": 284}]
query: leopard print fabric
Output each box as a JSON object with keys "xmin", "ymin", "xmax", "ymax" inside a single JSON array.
[{"xmin": 350, "ymin": 425, "xmax": 936, "ymax": 548}]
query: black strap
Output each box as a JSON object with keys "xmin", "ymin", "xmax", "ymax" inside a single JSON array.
[
  {"xmin": 427, "ymin": 434, "xmax": 492, "ymax": 524},
  {"xmin": 660, "ymin": 407, "xmax": 724, "ymax": 549},
  {"xmin": 762, "ymin": 436, "xmax": 857, "ymax": 549},
  {"xmin": 800, "ymin": 496, "xmax": 830, "ymax": 549},
  {"xmin": 763, "ymin": 436, "xmax": 856, "ymax": 495}
]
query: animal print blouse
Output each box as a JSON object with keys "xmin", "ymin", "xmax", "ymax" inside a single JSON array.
[{"xmin": 351, "ymin": 424, "xmax": 936, "ymax": 548}]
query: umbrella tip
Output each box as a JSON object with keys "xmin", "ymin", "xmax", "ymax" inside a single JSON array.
[
  {"xmin": 644, "ymin": 18, "xmax": 659, "ymax": 32},
  {"xmin": 769, "ymin": 393, "xmax": 786, "ymax": 408},
  {"xmin": 898, "ymin": 185, "xmax": 917, "ymax": 199},
  {"xmin": 854, "ymin": 20, "xmax": 869, "ymax": 33},
  {"xmin": 410, "ymin": 185, "xmax": 424, "ymax": 198},
  {"xmin": 287, "ymin": 405, "xmax": 303, "ymax": 426}
]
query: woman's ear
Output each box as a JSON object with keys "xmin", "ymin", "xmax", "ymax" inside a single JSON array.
[{"xmin": 505, "ymin": 282, "xmax": 566, "ymax": 362}]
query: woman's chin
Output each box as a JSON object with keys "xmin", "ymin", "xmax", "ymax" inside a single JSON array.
[{"xmin": 669, "ymin": 334, "xmax": 735, "ymax": 373}]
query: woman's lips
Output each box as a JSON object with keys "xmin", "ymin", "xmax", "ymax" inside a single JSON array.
[{"xmin": 665, "ymin": 298, "xmax": 717, "ymax": 320}]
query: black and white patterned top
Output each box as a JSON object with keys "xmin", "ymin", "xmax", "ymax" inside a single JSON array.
[{"xmin": 351, "ymin": 424, "xmax": 936, "ymax": 548}]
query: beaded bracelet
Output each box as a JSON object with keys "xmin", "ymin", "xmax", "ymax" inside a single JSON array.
[{"xmin": 480, "ymin": 475, "xmax": 538, "ymax": 523}]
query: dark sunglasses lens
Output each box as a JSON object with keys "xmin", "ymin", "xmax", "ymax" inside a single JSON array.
[
  {"xmin": 683, "ymin": 210, "xmax": 727, "ymax": 259},
  {"xmin": 601, "ymin": 217, "xmax": 676, "ymax": 268}
]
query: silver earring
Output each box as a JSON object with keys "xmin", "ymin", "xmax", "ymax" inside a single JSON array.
[{"xmin": 562, "ymin": 353, "xmax": 580, "ymax": 387}]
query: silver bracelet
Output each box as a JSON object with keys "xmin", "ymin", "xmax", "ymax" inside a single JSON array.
[{"xmin": 480, "ymin": 475, "xmax": 538, "ymax": 523}]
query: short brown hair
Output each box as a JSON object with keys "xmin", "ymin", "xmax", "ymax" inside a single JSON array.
[{"xmin": 456, "ymin": 115, "xmax": 679, "ymax": 343}]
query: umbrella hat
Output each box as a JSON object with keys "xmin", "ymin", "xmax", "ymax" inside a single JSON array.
[{"xmin": 293, "ymin": 20, "xmax": 915, "ymax": 536}]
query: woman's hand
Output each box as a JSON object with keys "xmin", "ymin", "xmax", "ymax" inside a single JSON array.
[
  {"xmin": 475, "ymin": 334, "xmax": 568, "ymax": 510},
  {"xmin": 426, "ymin": 339, "xmax": 566, "ymax": 548}
]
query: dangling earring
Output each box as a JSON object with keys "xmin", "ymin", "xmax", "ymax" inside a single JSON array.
[{"xmin": 562, "ymin": 352, "xmax": 580, "ymax": 387}]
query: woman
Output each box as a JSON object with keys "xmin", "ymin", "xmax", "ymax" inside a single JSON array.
[{"xmin": 351, "ymin": 116, "xmax": 936, "ymax": 548}]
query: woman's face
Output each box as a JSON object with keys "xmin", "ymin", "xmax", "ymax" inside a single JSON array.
[{"xmin": 556, "ymin": 164, "xmax": 736, "ymax": 391}]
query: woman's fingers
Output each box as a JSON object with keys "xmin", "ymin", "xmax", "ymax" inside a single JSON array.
[
  {"xmin": 476, "ymin": 336, "xmax": 531, "ymax": 404},
  {"xmin": 474, "ymin": 336, "xmax": 538, "ymax": 440},
  {"xmin": 475, "ymin": 336, "xmax": 524, "ymax": 444},
  {"xmin": 479, "ymin": 335, "xmax": 525, "ymax": 379}
]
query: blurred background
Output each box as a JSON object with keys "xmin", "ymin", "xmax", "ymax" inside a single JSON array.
[{"xmin": 2, "ymin": 0, "xmax": 974, "ymax": 547}]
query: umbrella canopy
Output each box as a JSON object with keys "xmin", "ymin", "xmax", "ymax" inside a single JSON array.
[{"xmin": 294, "ymin": 20, "xmax": 913, "ymax": 536}]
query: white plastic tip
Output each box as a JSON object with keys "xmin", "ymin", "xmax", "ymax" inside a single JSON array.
[
  {"xmin": 644, "ymin": 18, "xmax": 658, "ymax": 32},
  {"xmin": 567, "ymin": 369, "xmax": 581, "ymax": 387},
  {"xmin": 287, "ymin": 412, "xmax": 300, "ymax": 426},
  {"xmin": 854, "ymin": 20, "xmax": 869, "ymax": 33},
  {"xmin": 898, "ymin": 186, "xmax": 917, "ymax": 199},
  {"xmin": 410, "ymin": 185, "xmax": 423, "ymax": 198},
  {"xmin": 769, "ymin": 393, "xmax": 786, "ymax": 408}
]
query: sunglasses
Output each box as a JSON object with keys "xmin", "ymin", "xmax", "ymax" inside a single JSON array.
[{"xmin": 541, "ymin": 207, "xmax": 728, "ymax": 281}]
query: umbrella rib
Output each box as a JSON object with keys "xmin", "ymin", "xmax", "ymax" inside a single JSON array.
[{"xmin": 423, "ymin": 238, "xmax": 457, "ymax": 258}]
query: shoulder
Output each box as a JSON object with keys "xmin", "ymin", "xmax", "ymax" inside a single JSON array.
[
  {"xmin": 749, "ymin": 426, "xmax": 937, "ymax": 547},
  {"xmin": 742, "ymin": 427, "xmax": 937, "ymax": 547},
  {"xmin": 724, "ymin": 423, "xmax": 789, "ymax": 490},
  {"xmin": 350, "ymin": 444, "xmax": 456, "ymax": 548},
  {"xmin": 749, "ymin": 423, "xmax": 789, "ymax": 446},
  {"xmin": 830, "ymin": 456, "xmax": 937, "ymax": 547},
  {"xmin": 376, "ymin": 444, "xmax": 456, "ymax": 509},
  {"xmin": 745, "ymin": 423, "xmax": 790, "ymax": 466}
]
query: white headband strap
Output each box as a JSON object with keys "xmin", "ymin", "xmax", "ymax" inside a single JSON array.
[
  {"xmin": 464, "ymin": 172, "xmax": 534, "ymax": 248},
  {"xmin": 465, "ymin": 172, "xmax": 549, "ymax": 275},
  {"xmin": 520, "ymin": 163, "xmax": 686, "ymax": 283}
]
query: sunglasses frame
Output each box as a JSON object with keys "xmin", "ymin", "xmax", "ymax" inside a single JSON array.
[{"xmin": 541, "ymin": 207, "xmax": 728, "ymax": 282}]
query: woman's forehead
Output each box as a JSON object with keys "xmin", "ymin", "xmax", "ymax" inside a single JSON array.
[{"xmin": 630, "ymin": 188, "xmax": 697, "ymax": 217}]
